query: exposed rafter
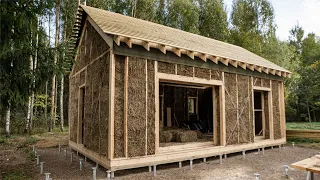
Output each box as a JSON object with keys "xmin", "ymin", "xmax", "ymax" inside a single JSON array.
[
  {"xmin": 143, "ymin": 41, "xmax": 150, "ymax": 51},
  {"xmin": 187, "ymin": 51, "xmax": 195, "ymax": 60},
  {"xmin": 229, "ymin": 60, "xmax": 237, "ymax": 68},
  {"xmin": 208, "ymin": 56, "xmax": 218, "ymax": 64},
  {"xmin": 220, "ymin": 58, "xmax": 229, "ymax": 66}
]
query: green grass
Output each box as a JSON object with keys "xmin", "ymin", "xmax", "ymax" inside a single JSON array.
[
  {"xmin": 286, "ymin": 122, "xmax": 320, "ymax": 130},
  {"xmin": 3, "ymin": 171, "xmax": 28, "ymax": 180}
]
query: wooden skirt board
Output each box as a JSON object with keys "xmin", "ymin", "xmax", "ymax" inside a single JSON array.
[{"xmin": 108, "ymin": 138, "xmax": 285, "ymax": 171}]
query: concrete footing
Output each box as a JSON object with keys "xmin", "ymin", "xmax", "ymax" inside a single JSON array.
[{"xmin": 153, "ymin": 165, "xmax": 157, "ymax": 176}]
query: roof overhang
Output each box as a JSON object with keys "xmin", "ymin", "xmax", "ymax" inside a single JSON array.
[{"xmin": 69, "ymin": 5, "xmax": 291, "ymax": 78}]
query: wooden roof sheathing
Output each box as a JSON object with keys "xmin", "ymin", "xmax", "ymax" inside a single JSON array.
[{"xmin": 74, "ymin": 5, "xmax": 291, "ymax": 77}]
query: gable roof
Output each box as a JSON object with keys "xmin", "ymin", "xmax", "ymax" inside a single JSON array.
[{"xmin": 70, "ymin": 5, "xmax": 291, "ymax": 77}]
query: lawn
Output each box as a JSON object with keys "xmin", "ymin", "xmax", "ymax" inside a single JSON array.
[{"xmin": 286, "ymin": 122, "xmax": 320, "ymax": 130}]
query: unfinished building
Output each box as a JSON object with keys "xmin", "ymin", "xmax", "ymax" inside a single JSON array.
[{"xmin": 68, "ymin": 5, "xmax": 290, "ymax": 173}]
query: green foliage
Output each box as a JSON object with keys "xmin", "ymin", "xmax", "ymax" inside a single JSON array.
[
  {"xmin": 3, "ymin": 171, "xmax": 28, "ymax": 180},
  {"xmin": 167, "ymin": 0, "xmax": 199, "ymax": 34},
  {"xmin": 0, "ymin": 135, "xmax": 9, "ymax": 144},
  {"xmin": 287, "ymin": 137, "xmax": 320, "ymax": 144},
  {"xmin": 286, "ymin": 122, "xmax": 320, "ymax": 130},
  {"xmin": 198, "ymin": 0, "xmax": 228, "ymax": 41}
]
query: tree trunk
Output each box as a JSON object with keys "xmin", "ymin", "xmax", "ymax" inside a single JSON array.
[
  {"xmin": 307, "ymin": 100, "xmax": 312, "ymax": 123},
  {"xmin": 26, "ymin": 53, "xmax": 33, "ymax": 133},
  {"xmin": 50, "ymin": 0, "xmax": 60, "ymax": 132},
  {"xmin": 60, "ymin": 75, "xmax": 64, "ymax": 131},
  {"xmin": 5, "ymin": 107, "xmax": 11, "ymax": 138},
  {"xmin": 30, "ymin": 17, "xmax": 39, "ymax": 132}
]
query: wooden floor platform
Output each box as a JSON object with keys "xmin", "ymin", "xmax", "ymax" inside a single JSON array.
[{"xmin": 70, "ymin": 138, "xmax": 286, "ymax": 172}]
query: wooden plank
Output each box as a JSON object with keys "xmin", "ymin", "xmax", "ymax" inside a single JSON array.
[
  {"xmin": 279, "ymin": 81, "xmax": 286, "ymax": 138},
  {"xmin": 213, "ymin": 87, "xmax": 218, "ymax": 145},
  {"xmin": 109, "ymin": 138, "xmax": 286, "ymax": 171},
  {"xmin": 261, "ymin": 92, "xmax": 265, "ymax": 138},
  {"xmin": 236, "ymin": 74, "xmax": 239, "ymax": 143},
  {"xmin": 286, "ymin": 130, "xmax": 320, "ymax": 140},
  {"xmin": 251, "ymin": 77, "xmax": 255, "ymax": 141},
  {"xmin": 145, "ymin": 59, "xmax": 148, "ymax": 155},
  {"xmin": 220, "ymin": 72, "xmax": 226, "ymax": 146},
  {"xmin": 69, "ymin": 141, "xmax": 110, "ymax": 169},
  {"xmin": 108, "ymin": 52, "xmax": 115, "ymax": 160},
  {"xmin": 248, "ymin": 76, "xmax": 251, "ymax": 142},
  {"xmin": 124, "ymin": 57, "xmax": 129, "ymax": 157},
  {"xmin": 253, "ymin": 86, "xmax": 271, "ymax": 92},
  {"xmin": 154, "ymin": 61, "xmax": 160, "ymax": 154},
  {"xmin": 269, "ymin": 80, "xmax": 274, "ymax": 140},
  {"xmin": 291, "ymin": 156, "xmax": 320, "ymax": 173},
  {"xmin": 156, "ymin": 73, "xmax": 223, "ymax": 86}
]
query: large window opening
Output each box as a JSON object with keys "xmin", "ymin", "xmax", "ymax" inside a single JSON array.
[{"xmin": 159, "ymin": 82, "xmax": 216, "ymax": 147}]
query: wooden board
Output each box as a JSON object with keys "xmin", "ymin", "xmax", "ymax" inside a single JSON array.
[
  {"xmin": 291, "ymin": 156, "xmax": 320, "ymax": 174},
  {"xmin": 286, "ymin": 130, "xmax": 320, "ymax": 140},
  {"xmin": 109, "ymin": 138, "xmax": 286, "ymax": 171}
]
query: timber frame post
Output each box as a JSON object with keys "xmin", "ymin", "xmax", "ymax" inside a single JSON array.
[{"xmin": 108, "ymin": 51, "xmax": 115, "ymax": 160}]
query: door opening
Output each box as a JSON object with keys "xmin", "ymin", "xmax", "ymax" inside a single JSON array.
[{"xmin": 78, "ymin": 87, "xmax": 85, "ymax": 144}]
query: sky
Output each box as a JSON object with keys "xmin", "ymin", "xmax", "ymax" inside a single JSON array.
[{"xmin": 224, "ymin": 0, "xmax": 320, "ymax": 41}]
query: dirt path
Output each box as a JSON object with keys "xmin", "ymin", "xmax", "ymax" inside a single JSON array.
[{"xmin": 1, "ymin": 133, "xmax": 319, "ymax": 179}]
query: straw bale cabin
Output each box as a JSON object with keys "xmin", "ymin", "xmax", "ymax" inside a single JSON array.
[{"xmin": 68, "ymin": 5, "xmax": 291, "ymax": 172}]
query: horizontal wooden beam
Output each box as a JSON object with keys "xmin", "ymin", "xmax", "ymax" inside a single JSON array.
[
  {"xmin": 253, "ymin": 86, "xmax": 271, "ymax": 91},
  {"xmin": 109, "ymin": 138, "xmax": 286, "ymax": 171},
  {"xmin": 156, "ymin": 72, "xmax": 223, "ymax": 86}
]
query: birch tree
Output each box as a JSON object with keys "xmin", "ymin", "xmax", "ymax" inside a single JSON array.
[{"xmin": 50, "ymin": 0, "xmax": 60, "ymax": 132}]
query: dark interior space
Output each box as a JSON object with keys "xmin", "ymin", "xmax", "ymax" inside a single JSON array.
[
  {"xmin": 159, "ymin": 82, "xmax": 214, "ymax": 147},
  {"xmin": 254, "ymin": 91, "xmax": 263, "ymax": 136}
]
